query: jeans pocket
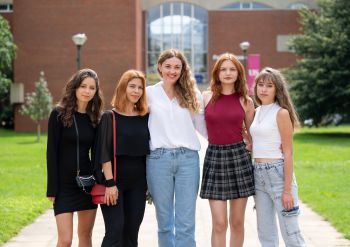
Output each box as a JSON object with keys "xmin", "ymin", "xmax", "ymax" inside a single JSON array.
[
  {"xmin": 283, "ymin": 215, "xmax": 301, "ymax": 235},
  {"xmin": 281, "ymin": 206, "xmax": 300, "ymax": 217},
  {"xmin": 147, "ymin": 149, "xmax": 162, "ymax": 160},
  {"xmin": 272, "ymin": 165, "xmax": 284, "ymax": 179},
  {"xmin": 184, "ymin": 149, "xmax": 197, "ymax": 159},
  {"xmin": 280, "ymin": 210, "xmax": 304, "ymax": 245}
]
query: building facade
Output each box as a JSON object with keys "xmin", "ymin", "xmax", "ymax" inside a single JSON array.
[{"xmin": 0, "ymin": 0, "xmax": 317, "ymax": 131}]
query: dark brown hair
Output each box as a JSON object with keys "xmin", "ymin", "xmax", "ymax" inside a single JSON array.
[{"xmin": 57, "ymin": 68, "xmax": 103, "ymax": 127}]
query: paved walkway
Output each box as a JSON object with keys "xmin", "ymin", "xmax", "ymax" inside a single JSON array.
[{"xmin": 3, "ymin": 136, "xmax": 350, "ymax": 247}]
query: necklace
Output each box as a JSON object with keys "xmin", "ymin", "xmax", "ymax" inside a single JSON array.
[{"xmin": 257, "ymin": 103, "xmax": 275, "ymax": 123}]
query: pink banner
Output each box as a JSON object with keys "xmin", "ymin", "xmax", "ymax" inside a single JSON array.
[{"xmin": 247, "ymin": 54, "xmax": 260, "ymax": 95}]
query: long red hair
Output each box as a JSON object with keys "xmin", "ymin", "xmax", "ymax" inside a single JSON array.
[{"xmin": 210, "ymin": 53, "xmax": 248, "ymax": 104}]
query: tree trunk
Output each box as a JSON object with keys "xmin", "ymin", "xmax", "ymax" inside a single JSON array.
[{"xmin": 37, "ymin": 122, "xmax": 41, "ymax": 142}]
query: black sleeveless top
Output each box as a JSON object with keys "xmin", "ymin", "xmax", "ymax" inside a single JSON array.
[{"xmin": 93, "ymin": 110, "xmax": 150, "ymax": 183}]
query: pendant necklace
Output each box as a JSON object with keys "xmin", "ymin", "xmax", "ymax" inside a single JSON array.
[{"xmin": 258, "ymin": 103, "xmax": 275, "ymax": 123}]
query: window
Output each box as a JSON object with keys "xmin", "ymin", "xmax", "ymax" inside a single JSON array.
[
  {"xmin": 0, "ymin": 4, "xmax": 13, "ymax": 12},
  {"xmin": 289, "ymin": 3, "xmax": 309, "ymax": 10},
  {"xmin": 146, "ymin": 2, "xmax": 208, "ymax": 84},
  {"xmin": 221, "ymin": 2, "xmax": 272, "ymax": 10},
  {"xmin": 277, "ymin": 35, "xmax": 297, "ymax": 52}
]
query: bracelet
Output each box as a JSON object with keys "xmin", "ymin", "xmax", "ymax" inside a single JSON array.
[{"xmin": 105, "ymin": 179, "xmax": 116, "ymax": 187}]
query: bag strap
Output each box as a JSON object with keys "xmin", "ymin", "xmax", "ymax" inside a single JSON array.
[
  {"xmin": 111, "ymin": 110, "xmax": 117, "ymax": 182},
  {"xmin": 73, "ymin": 114, "xmax": 80, "ymax": 176}
]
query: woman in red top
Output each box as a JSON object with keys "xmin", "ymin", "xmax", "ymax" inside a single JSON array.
[{"xmin": 200, "ymin": 53, "xmax": 255, "ymax": 247}]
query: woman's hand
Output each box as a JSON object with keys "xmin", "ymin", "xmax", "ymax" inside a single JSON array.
[
  {"xmin": 105, "ymin": 186, "xmax": 118, "ymax": 206},
  {"xmin": 245, "ymin": 143, "xmax": 252, "ymax": 152},
  {"xmin": 282, "ymin": 192, "xmax": 294, "ymax": 210},
  {"xmin": 47, "ymin": 197, "xmax": 55, "ymax": 203}
]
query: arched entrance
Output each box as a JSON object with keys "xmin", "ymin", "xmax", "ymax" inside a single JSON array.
[{"xmin": 146, "ymin": 2, "xmax": 208, "ymax": 84}]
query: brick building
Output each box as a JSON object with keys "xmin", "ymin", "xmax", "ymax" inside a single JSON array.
[{"xmin": 0, "ymin": 0, "xmax": 317, "ymax": 131}]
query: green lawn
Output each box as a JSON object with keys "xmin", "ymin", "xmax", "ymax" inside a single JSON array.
[
  {"xmin": 0, "ymin": 126, "xmax": 349, "ymax": 244},
  {"xmin": 0, "ymin": 129, "xmax": 51, "ymax": 245},
  {"xmin": 294, "ymin": 125, "xmax": 350, "ymax": 240}
]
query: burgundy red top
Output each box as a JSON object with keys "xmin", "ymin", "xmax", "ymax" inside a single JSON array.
[{"xmin": 205, "ymin": 93, "xmax": 245, "ymax": 145}]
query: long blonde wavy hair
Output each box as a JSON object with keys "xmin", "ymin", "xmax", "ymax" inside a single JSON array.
[{"xmin": 157, "ymin": 49, "xmax": 199, "ymax": 112}]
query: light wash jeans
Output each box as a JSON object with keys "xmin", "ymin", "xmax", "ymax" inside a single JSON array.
[
  {"xmin": 146, "ymin": 148, "xmax": 200, "ymax": 247},
  {"xmin": 254, "ymin": 160, "xmax": 306, "ymax": 247}
]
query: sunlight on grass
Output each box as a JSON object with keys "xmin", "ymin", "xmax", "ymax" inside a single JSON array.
[
  {"xmin": 0, "ymin": 129, "xmax": 51, "ymax": 245},
  {"xmin": 294, "ymin": 125, "xmax": 350, "ymax": 240}
]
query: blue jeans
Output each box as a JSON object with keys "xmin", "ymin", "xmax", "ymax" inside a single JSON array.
[
  {"xmin": 254, "ymin": 160, "xmax": 306, "ymax": 247},
  {"xmin": 146, "ymin": 148, "xmax": 200, "ymax": 247}
]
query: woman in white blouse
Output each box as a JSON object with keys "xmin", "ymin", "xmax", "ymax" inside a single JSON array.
[{"xmin": 146, "ymin": 48, "xmax": 206, "ymax": 247}]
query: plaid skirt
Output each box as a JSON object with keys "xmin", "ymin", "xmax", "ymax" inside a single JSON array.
[{"xmin": 200, "ymin": 141, "xmax": 255, "ymax": 200}]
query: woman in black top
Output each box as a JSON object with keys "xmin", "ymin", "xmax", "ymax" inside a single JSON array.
[
  {"xmin": 46, "ymin": 69, "xmax": 103, "ymax": 246},
  {"xmin": 94, "ymin": 70, "xmax": 149, "ymax": 247}
]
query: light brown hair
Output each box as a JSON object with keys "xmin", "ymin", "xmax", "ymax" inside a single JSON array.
[
  {"xmin": 254, "ymin": 67, "xmax": 300, "ymax": 128},
  {"xmin": 157, "ymin": 49, "xmax": 199, "ymax": 112}
]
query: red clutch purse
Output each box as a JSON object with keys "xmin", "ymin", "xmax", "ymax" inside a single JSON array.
[
  {"xmin": 91, "ymin": 110, "xmax": 117, "ymax": 205},
  {"xmin": 91, "ymin": 183, "xmax": 106, "ymax": 204}
]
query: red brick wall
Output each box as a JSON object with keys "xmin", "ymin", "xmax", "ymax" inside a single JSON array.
[
  {"xmin": 0, "ymin": 12, "xmax": 13, "ymax": 26},
  {"xmin": 208, "ymin": 10, "xmax": 300, "ymax": 77},
  {"xmin": 13, "ymin": 0, "xmax": 142, "ymax": 131},
  {"xmin": 141, "ymin": 11, "xmax": 147, "ymax": 73},
  {"xmin": 11, "ymin": 3, "xmax": 302, "ymax": 131}
]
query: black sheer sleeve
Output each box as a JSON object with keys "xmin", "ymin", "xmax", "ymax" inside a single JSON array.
[
  {"xmin": 46, "ymin": 108, "xmax": 61, "ymax": 197},
  {"xmin": 93, "ymin": 110, "xmax": 113, "ymax": 183}
]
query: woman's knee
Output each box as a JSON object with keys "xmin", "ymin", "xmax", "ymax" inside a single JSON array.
[
  {"xmin": 213, "ymin": 219, "xmax": 228, "ymax": 233},
  {"xmin": 57, "ymin": 235, "xmax": 72, "ymax": 247},
  {"xmin": 229, "ymin": 217, "xmax": 244, "ymax": 232},
  {"xmin": 78, "ymin": 227, "xmax": 93, "ymax": 240},
  {"xmin": 77, "ymin": 221, "xmax": 94, "ymax": 240}
]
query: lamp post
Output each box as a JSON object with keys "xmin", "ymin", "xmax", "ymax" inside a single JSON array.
[
  {"xmin": 239, "ymin": 41, "xmax": 250, "ymax": 76},
  {"xmin": 72, "ymin": 33, "xmax": 87, "ymax": 70}
]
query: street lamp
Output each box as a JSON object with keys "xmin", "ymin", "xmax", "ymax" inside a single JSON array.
[
  {"xmin": 72, "ymin": 33, "xmax": 87, "ymax": 70},
  {"xmin": 239, "ymin": 41, "xmax": 250, "ymax": 75}
]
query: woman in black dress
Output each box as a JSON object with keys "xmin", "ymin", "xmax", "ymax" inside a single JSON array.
[
  {"xmin": 46, "ymin": 68, "xmax": 103, "ymax": 247},
  {"xmin": 94, "ymin": 69, "xmax": 149, "ymax": 247}
]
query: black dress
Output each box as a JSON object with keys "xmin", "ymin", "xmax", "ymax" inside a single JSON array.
[
  {"xmin": 46, "ymin": 108, "xmax": 97, "ymax": 216},
  {"xmin": 94, "ymin": 110, "xmax": 150, "ymax": 247}
]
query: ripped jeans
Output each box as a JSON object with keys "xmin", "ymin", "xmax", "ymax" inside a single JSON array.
[{"xmin": 254, "ymin": 160, "xmax": 306, "ymax": 247}]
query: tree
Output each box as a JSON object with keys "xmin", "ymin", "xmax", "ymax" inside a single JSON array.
[
  {"xmin": 286, "ymin": 0, "xmax": 350, "ymax": 126},
  {"xmin": 0, "ymin": 15, "xmax": 16, "ymax": 128},
  {"xmin": 21, "ymin": 71, "xmax": 52, "ymax": 142}
]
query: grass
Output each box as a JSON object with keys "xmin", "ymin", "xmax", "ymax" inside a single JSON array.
[
  {"xmin": 0, "ymin": 129, "xmax": 51, "ymax": 245},
  {"xmin": 0, "ymin": 125, "xmax": 349, "ymax": 243},
  {"xmin": 294, "ymin": 125, "xmax": 350, "ymax": 240}
]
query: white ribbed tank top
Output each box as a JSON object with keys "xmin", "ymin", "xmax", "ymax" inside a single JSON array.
[{"xmin": 250, "ymin": 102, "xmax": 283, "ymax": 159}]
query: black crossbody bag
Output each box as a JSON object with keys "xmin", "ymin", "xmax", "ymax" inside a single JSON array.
[{"xmin": 73, "ymin": 114, "xmax": 96, "ymax": 192}]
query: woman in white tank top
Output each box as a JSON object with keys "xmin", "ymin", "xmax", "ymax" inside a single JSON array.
[{"xmin": 250, "ymin": 68, "xmax": 306, "ymax": 247}]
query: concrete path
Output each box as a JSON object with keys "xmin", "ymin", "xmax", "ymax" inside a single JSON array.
[{"xmin": 3, "ymin": 136, "xmax": 350, "ymax": 247}]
